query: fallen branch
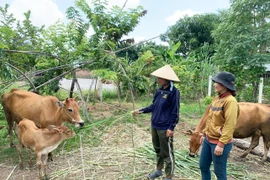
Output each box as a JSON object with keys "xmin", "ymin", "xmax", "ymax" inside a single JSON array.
[
  {"xmin": 5, "ymin": 165, "xmax": 17, "ymax": 180},
  {"xmin": 232, "ymin": 138, "xmax": 270, "ymax": 161}
]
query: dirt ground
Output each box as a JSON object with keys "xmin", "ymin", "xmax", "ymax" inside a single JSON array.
[{"xmin": 1, "ymin": 103, "xmax": 270, "ymax": 180}]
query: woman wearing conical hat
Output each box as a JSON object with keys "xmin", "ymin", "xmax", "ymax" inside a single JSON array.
[{"xmin": 132, "ymin": 65, "xmax": 180, "ymax": 180}]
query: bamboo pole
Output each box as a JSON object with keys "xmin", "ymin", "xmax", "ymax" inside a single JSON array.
[{"xmin": 5, "ymin": 165, "xmax": 17, "ymax": 180}]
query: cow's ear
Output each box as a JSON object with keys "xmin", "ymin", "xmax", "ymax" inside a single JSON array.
[
  {"xmin": 56, "ymin": 101, "xmax": 64, "ymax": 107},
  {"xmin": 65, "ymin": 98, "xmax": 69, "ymax": 102},
  {"xmin": 47, "ymin": 125, "xmax": 56, "ymax": 131},
  {"xmin": 51, "ymin": 128, "xmax": 60, "ymax": 133},
  {"xmin": 48, "ymin": 125, "xmax": 60, "ymax": 133},
  {"xmin": 183, "ymin": 130, "xmax": 193, "ymax": 135}
]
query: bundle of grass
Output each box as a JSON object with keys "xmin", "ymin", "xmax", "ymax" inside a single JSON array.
[{"xmin": 136, "ymin": 144, "xmax": 256, "ymax": 180}]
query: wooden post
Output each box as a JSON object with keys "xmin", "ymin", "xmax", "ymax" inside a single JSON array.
[
  {"xmin": 258, "ymin": 77, "xmax": 263, "ymax": 103},
  {"xmin": 208, "ymin": 75, "xmax": 212, "ymax": 97}
]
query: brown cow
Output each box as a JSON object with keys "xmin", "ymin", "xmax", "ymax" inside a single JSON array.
[
  {"xmin": 1, "ymin": 89, "xmax": 83, "ymax": 148},
  {"xmin": 17, "ymin": 118, "xmax": 75, "ymax": 179},
  {"xmin": 184, "ymin": 102, "xmax": 270, "ymax": 162}
]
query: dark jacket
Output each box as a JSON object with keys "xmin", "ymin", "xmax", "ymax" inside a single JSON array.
[{"xmin": 140, "ymin": 85, "xmax": 180, "ymax": 131}]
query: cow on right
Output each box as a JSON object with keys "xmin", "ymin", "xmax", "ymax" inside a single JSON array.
[{"xmin": 184, "ymin": 72, "xmax": 270, "ymax": 180}]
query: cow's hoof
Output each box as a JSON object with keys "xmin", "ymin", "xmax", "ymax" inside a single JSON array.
[
  {"xmin": 47, "ymin": 157, "xmax": 53, "ymax": 162},
  {"xmin": 28, "ymin": 163, "xmax": 33, "ymax": 168},
  {"xmin": 19, "ymin": 163, "xmax": 23, "ymax": 169}
]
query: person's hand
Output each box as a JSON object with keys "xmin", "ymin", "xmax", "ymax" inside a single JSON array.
[
  {"xmin": 214, "ymin": 145, "xmax": 224, "ymax": 156},
  {"xmin": 166, "ymin": 129, "xmax": 174, "ymax": 137},
  {"xmin": 131, "ymin": 109, "xmax": 143, "ymax": 116}
]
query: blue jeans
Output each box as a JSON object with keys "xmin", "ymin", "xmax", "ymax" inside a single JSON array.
[{"xmin": 199, "ymin": 138, "xmax": 232, "ymax": 180}]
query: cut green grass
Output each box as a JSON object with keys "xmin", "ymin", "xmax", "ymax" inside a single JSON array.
[{"xmin": 136, "ymin": 144, "xmax": 257, "ymax": 180}]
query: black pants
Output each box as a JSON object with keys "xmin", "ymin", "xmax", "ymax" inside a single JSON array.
[{"xmin": 151, "ymin": 127, "xmax": 174, "ymax": 178}]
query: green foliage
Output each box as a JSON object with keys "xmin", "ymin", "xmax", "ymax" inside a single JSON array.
[
  {"xmin": 74, "ymin": 0, "xmax": 145, "ymax": 60},
  {"xmin": 237, "ymin": 85, "xmax": 256, "ymax": 102},
  {"xmin": 92, "ymin": 69, "xmax": 118, "ymax": 82},
  {"xmin": 212, "ymin": 0, "xmax": 270, "ymax": 98},
  {"xmin": 102, "ymin": 89, "xmax": 118, "ymax": 101},
  {"xmin": 172, "ymin": 65, "xmax": 193, "ymax": 99},
  {"xmin": 121, "ymin": 50, "xmax": 161, "ymax": 97},
  {"xmin": 203, "ymin": 96, "xmax": 213, "ymax": 105},
  {"xmin": 163, "ymin": 41, "xmax": 182, "ymax": 64},
  {"xmin": 161, "ymin": 13, "xmax": 221, "ymax": 58},
  {"xmin": 32, "ymin": 57, "xmax": 61, "ymax": 94}
]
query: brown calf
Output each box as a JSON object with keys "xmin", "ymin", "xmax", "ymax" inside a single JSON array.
[{"xmin": 17, "ymin": 118, "xmax": 75, "ymax": 179}]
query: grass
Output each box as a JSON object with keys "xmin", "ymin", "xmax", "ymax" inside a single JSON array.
[{"xmin": 137, "ymin": 144, "xmax": 255, "ymax": 180}]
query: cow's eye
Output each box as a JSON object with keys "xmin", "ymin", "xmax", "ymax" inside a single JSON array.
[{"xmin": 68, "ymin": 108, "xmax": 73, "ymax": 112}]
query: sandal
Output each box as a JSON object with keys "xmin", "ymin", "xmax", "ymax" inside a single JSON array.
[{"xmin": 147, "ymin": 170, "xmax": 162, "ymax": 180}]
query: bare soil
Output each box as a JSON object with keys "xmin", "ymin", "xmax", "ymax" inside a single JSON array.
[{"xmin": 0, "ymin": 103, "xmax": 270, "ymax": 180}]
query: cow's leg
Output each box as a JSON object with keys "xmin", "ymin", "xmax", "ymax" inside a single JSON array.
[
  {"xmin": 42, "ymin": 153, "xmax": 49, "ymax": 178},
  {"xmin": 240, "ymin": 131, "xmax": 261, "ymax": 159},
  {"xmin": 262, "ymin": 136, "xmax": 270, "ymax": 162},
  {"xmin": 17, "ymin": 139, "xmax": 23, "ymax": 169},
  {"xmin": 2, "ymin": 106, "xmax": 15, "ymax": 148},
  {"xmin": 48, "ymin": 152, "xmax": 53, "ymax": 162},
  {"xmin": 7, "ymin": 120, "xmax": 15, "ymax": 148},
  {"xmin": 36, "ymin": 152, "xmax": 42, "ymax": 179},
  {"xmin": 26, "ymin": 148, "xmax": 32, "ymax": 167}
]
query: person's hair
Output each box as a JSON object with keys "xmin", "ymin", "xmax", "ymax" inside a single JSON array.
[{"xmin": 230, "ymin": 90, "xmax": 237, "ymax": 97}]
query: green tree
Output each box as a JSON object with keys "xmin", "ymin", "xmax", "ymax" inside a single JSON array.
[
  {"xmin": 161, "ymin": 13, "xmax": 221, "ymax": 58},
  {"xmin": 0, "ymin": 4, "xmax": 44, "ymax": 88},
  {"xmin": 212, "ymin": 0, "xmax": 270, "ymax": 101},
  {"xmin": 71, "ymin": 0, "xmax": 147, "ymax": 100}
]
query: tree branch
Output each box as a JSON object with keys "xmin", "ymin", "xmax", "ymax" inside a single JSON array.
[{"xmin": 5, "ymin": 62, "xmax": 36, "ymax": 91}]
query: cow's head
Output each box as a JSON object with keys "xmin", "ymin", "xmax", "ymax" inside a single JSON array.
[
  {"xmin": 50, "ymin": 126, "xmax": 76, "ymax": 138},
  {"xmin": 56, "ymin": 98, "xmax": 84, "ymax": 127},
  {"xmin": 183, "ymin": 130, "xmax": 204, "ymax": 157}
]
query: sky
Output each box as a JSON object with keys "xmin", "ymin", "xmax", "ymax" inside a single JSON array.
[{"xmin": 0, "ymin": 0, "xmax": 231, "ymax": 45}]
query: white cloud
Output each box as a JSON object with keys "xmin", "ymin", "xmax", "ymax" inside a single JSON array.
[
  {"xmin": 8, "ymin": 0, "xmax": 64, "ymax": 27},
  {"xmin": 166, "ymin": 9, "xmax": 202, "ymax": 25}
]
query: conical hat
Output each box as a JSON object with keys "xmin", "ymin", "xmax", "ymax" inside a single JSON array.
[{"xmin": 150, "ymin": 65, "xmax": 180, "ymax": 82}]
